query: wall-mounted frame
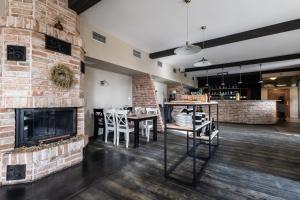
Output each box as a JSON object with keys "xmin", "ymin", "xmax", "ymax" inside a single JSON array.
[
  {"xmin": 7, "ymin": 45, "xmax": 26, "ymax": 61},
  {"xmin": 45, "ymin": 35, "xmax": 71, "ymax": 56},
  {"xmin": 6, "ymin": 165, "xmax": 26, "ymax": 181},
  {"xmin": 81, "ymin": 61, "xmax": 85, "ymax": 74}
]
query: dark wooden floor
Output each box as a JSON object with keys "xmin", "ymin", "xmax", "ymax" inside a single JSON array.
[{"xmin": 0, "ymin": 123, "xmax": 300, "ymax": 200}]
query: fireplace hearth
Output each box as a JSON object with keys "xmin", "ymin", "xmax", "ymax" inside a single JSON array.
[{"xmin": 16, "ymin": 108, "xmax": 77, "ymax": 147}]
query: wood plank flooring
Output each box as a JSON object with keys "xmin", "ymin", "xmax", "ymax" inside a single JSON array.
[{"xmin": 0, "ymin": 123, "xmax": 299, "ymax": 200}]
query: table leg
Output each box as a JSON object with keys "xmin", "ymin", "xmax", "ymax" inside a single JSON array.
[
  {"xmin": 134, "ymin": 120, "xmax": 139, "ymax": 148},
  {"xmin": 186, "ymin": 131, "xmax": 189, "ymax": 154},
  {"xmin": 164, "ymin": 106, "xmax": 168, "ymax": 178},
  {"xmin": 193, "ymin": 105, "xmax": 196, "ymax": 186},
  {"xmin": 153, "ymin": 116, "xmax": 157, "ymax": 141}
]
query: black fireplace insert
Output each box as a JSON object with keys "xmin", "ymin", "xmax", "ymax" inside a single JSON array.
[{"xmin": 15, "ymin": 108, "xmax": 77, "ymax": 147}]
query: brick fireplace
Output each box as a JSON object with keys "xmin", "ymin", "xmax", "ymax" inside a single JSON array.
[{"xmin": 0, "ymin": 0, "xmax": 86, "ymax": 185}]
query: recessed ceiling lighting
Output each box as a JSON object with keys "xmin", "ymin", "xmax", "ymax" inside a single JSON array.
[{"xmin": 269, "ymin": 77, "xmax": 277, "ymax": 80}]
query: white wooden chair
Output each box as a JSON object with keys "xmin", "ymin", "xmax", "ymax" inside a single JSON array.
[
  {"xmin": 115, "ymin": 110, "xmax": 134, "ymax": 148},
  {"xmin": 144, "ymin": 108, "xmax": 158, "ymax": 142},
  {"xmin": 134, "ymin": 107, "xmax": 146, "ymax": 136},
  {"xmin": 104, "ymin": 109, "xmax": 116, "ymax": 144}
]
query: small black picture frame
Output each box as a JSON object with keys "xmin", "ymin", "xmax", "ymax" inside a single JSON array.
[
  {"xmin": 80, "ymin": 61, "xmax": 85, "ymax": 74},
  {"xmin": 7, "ymin": 45, "xmax": 26, "ymax": 61},
  {"xmin": 6, "ymin": 165, "xmax": 26, "ymax": 181},
  {"xmin": 45, "ymin": 35, "xmax": 71, "ymax": 56}
]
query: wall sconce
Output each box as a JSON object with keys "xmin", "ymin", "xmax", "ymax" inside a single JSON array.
[{"xmin": 98, "ymin": 80, "xmax": 109, "ymax": 87}]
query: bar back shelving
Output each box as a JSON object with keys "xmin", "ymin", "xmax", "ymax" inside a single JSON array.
[{"xmin": 163, "ymin": 101, "xmax": 219, "ymax": 187}]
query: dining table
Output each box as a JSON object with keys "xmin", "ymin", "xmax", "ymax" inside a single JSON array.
[{"xmin": 127, "ymin": 114, "xmax": 158, "ymax": 148}]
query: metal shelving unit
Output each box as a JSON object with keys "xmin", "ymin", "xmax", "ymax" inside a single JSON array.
[{"xmin": 163, "ymin": 101, "xmax": 219, "ymax": 187}]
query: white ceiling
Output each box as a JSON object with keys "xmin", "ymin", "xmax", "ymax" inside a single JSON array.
[{"xmin": 81, "ymin": 0, "xmax": 300, "ymax": 76}]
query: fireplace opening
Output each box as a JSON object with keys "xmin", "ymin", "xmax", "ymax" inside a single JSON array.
[{"xmin": 16, "ymin": 108, "xmax": 77, "ymax": 147}]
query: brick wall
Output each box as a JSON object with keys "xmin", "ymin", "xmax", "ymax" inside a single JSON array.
[
  {"xmin": 0, "ymin": 109, "xmax": 15, "ymax": 152},
  {"xmin": 0, "ymin": 28, "xmax": 84, "ymax": 109},
  {"xmin": 204, "ymin": 100, "xmax": 277, "ymax": 124},
  {"xmin": 167, "ymin": 83, "xmax": 189, "ymax": 100},
  {"xmin": 132, "ymin": 74, "xmax": 164, "ymax": 132},
  {"xmin": 6, "ymin": 0, "xmax": 79, "ymax": 36},
  {"xmin": 0, "ymin": 0, "xmax": 86, "ymax": 185},
  {"xmin": 1, "ymin": 137, "xmax": 84, "ymax": 185}
]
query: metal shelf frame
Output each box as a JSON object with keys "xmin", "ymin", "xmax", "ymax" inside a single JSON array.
[{"xmin": 163, "ymin": 101, "xmax": 219, "ymax": 187}]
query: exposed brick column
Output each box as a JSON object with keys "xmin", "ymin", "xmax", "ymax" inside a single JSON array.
[
  {"xmin": 0, "ymin": 0, "xmax": 87, "ymax": 185},
  {"xmin": 132, "ymin": 74, "xmax": 164, "ymax": 132},
  {"xmin": 167, "ymin": 83, "xmax": 189, "ymax": 100},
  {"xmin": 0, "ymin": 109, "xmax": 15, "ymax": 152}
]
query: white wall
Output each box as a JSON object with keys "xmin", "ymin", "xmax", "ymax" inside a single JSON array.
[
  {"xmin": 153, "ymin": 81, "xmax": 167, "ymax": 105},
  {"xmin": 84, "ymin": 66, "xmax": 132, "ymax": 136},
  {"xmin": 80, "ymin": 19, "xmax": 197, "ymax": 87},
  {"xmin": 290, "ymin": 87, "xmax": 299, "ymax": 120},
  {"xmin": 0, "ymin": 1, "xmax": 6, "ymax": 16}
]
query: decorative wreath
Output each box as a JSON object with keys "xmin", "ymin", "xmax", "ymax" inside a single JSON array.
[{"xmin": 50, "ymin": 64, "xmax": 74, "ymax": 89}]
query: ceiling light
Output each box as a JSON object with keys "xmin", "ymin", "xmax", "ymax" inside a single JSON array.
[
  {"xmin": 194, "ymin": 26, "xmax": 210, "ymax": 66},
  {"xmin": 269, "ymin": 77, "xmax": 277, "ymax": 81},
  {"xmin": 238, "ymin": 66, "xmax": 243, "ymax": 84},
  {"xmin": 221, "ymin": 67, "xmax": 225, "ymax": 86},
  {"xmin": 258, "ymin": 64, "xmax": 263, "ymax": 84},
  {"xmin": 174, "ymin": 42, "xmax": 202, "ymax": 55},
  {"xmin": 194, "ymin": 57, "xmax": 211, "ymax": 67},
  {"xmin": 205, "ymin": 70, "xmax": 209, "ymax": 87},
  {"xmin": 174, "ymin": 0, "xmax": 201, "ymax": 56}
]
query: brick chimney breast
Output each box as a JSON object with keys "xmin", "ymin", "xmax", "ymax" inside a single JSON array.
[{"xmin": 0, "ymin": 0, "xmax": 86, "ymax": 185}]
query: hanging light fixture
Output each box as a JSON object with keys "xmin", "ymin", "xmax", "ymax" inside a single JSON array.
[
  {"xmin": 238, "ymin": 66, "xmax": 243, "ymax": 84},
  {"xmin": 174, "ymin": 0, "xmax": 202, "ymax": 55},
  {"xmin": 221, "ymin": 67, "xmax": 225, "ymax": 86},
  {"xmin": 258, "ymin": 64, "xmax": 264, "ymax": 84},
  {"xmin": 205, "ymin": 70, "xmax": 209, "ymax": 87},
  {"xmin": 194, "ymin": 26, "xmax": 211, "ymax": 67}
]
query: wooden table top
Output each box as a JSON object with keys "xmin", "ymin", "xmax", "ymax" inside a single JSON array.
[{"xmin": 127, "ymin": 114, "xmax": 158, "ymax": 120}]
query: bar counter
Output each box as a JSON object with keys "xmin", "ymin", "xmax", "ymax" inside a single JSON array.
[{"xmin": 206, "ymin": 100, "xmax": 277, "ymax": 124}]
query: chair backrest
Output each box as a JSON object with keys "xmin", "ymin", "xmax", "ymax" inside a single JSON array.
[
  {"xmin": 134, "ymin": 107, "xmax": 145, "ymax": 114},
  {"xmin": 104, "ymin": 109, "xmax": 116, "ymax": 128},
  {"xmin": 115, "ymin": 110, "xmax": 129, "ymax": 130},
  {"xmin": 146, "ymin": 108, "xmax": 158, "ymax": 115}
]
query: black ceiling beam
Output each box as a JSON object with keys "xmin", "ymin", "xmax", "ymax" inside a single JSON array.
[
  {"xmin": 197, "ymin": 66, "xmax": 300, "ymax": 78},
  {"xmin": 69, "ymin": 0, "xmax": 102, "ymax": 14},
  {"xmin": 149, "ymin": 19, "xmax": 300, "ymax": 59},
  {"xmin": 261, "ymin": 66, "xmax": 300, "ymax": 74},
  {"xmin": 185, "ymin": 53, "xmax": 300, "ymax": 72}
]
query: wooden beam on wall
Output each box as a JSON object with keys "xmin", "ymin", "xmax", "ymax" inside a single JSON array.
[
  {"xmin": 185, "ymin": 53, "xmax": 300, "ymax": 72},
  {"xmin": 69, "ymin": 0, "xmax": 102, "ymax": 14},
  {"xmin": 149, "ymin": 19, "xmax": 300, "ymax": 59}
]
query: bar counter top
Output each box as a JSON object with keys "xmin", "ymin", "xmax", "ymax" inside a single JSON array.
[{"xmin": 207, "ymin": 100, "xmax": 277, "ymax": 124}]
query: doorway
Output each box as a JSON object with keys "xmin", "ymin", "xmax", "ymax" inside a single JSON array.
[{"xmin": 267, "ymin": 88, "xmax": 290, "ymax": 120}]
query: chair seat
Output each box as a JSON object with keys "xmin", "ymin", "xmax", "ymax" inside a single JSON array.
[
  {"xmin": 129, "ymin": 127, "xmax": 135, "ymax": 132},
  {"xmin": 107, "ymin": 124, "xmax": 115, "ymax": 128},
  {"xmin": 118, "ymin": 127, "xmax": 135, "ymax": 133},
  {"xmin": 146, "ymin": 124, "xmax": 153, "ymax": 129}
]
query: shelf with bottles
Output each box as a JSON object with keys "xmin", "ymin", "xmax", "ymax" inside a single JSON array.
[{"xmin": 210, "ymin": 95, "xmax": 248, "ymax": 100}]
